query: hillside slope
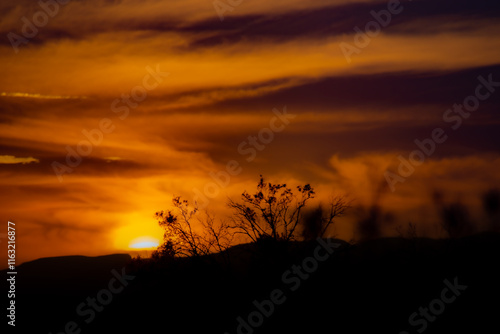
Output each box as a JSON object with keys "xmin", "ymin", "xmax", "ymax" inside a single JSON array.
[{"xmin": 5, "ymin": 234, "xmax": 500, "ymax": 333}]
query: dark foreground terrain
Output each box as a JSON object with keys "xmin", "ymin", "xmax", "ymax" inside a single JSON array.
[{"xmin": 4, "ymin": 232, "xmax": 500, "ymax": 333}]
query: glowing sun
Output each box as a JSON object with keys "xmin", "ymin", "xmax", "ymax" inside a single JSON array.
[
  {"xmin": 113, "ymin": 212, "xmax": 164, "ymax": 250},
  {"xmin": 129, "ymin": 236, "xmax": 160, "ymax": 249}
]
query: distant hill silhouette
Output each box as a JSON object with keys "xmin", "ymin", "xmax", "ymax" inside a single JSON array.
[
  {"xmin": 4, "ymin": 254, "xmax": 131, "ymax": 292},
  {"xmin": 6, "ymin": 234, "xmax": 500, "ymax": 333},
  {"xmin": 12, "ymin": 254, "xmax": 131, "ymax": 274}
]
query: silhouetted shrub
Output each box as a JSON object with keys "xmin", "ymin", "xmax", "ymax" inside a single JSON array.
[
  {"xmin": 155, "ymin": 197, "xmax": 232, "ymax": 258},
  {"xmin": 155, "ymin": 176, "xmax": 349, "ymax": 259},
  {"xmin": 227, "ymin": 175, "xmax": 315, "ymax": 242}
]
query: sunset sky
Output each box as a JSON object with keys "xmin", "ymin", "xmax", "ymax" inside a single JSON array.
[{"xmin": 1, "ymin": 0, "xmax": 500, "ymax": 265}]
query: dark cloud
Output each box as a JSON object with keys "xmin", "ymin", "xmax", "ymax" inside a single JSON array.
[
  {"xmin": 173, "ymin": 64, "xmax": 500, "ymax": 113},
  {"xmin": 2, "ymin": 0, "xmax": 499, "ymax": 48},
  {"xmin": 181, "ymin": 0, "xmax": 500, "ymax": 48}
]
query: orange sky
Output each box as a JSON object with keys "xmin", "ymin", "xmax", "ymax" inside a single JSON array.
[{"xmin": 1, "ymin": 0, "xmax": 500, "ymax": 265}]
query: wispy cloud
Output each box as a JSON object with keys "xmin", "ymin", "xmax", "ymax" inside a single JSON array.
[
  {"xmin": 0, "ymin": 155, "xmax": 39, "ymax": 164},
  {"xmin": 0, "ymin": 92, "xmax": 87, "ymax": 99},
  {"xmin": 104, "ymin": 157, "xmax": 123, "ymax": 162}
]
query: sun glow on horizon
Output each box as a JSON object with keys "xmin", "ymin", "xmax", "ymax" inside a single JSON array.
[
  {"xmin": 129, "ymin": 236, "xmax": 160, "ymax": 249},
  {"xmin": 114, "ymin": 212, "xmax": 164, "ymax": 250}
]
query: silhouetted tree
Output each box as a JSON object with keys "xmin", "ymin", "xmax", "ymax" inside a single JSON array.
[
  {"xmin": 227, "ymin": 175, "xmax": 315, "ymax": 243},
  {"xmin": 152, "ymin": 240, "xmax": 176, "ymax": 260},
  {"xmin": 355, "ymin": 178, "xmax": 394, "ymax": 241},
  {"xmin": 482, "ymin": 188, "xmax": 500, "ymax": 231},
  {"xmin": 300, "ymin": 196, "xmax": 350, "ymax": 240},
  {"xmin": 301, "ymin": 205, "xmax": 323, "ymax": 240},
  {"xmin": 155, "ymin": 197, "xmax": 233, "ymax": 257},
  {"xmin": 433, "ymin": 191, "xmax": 475, "ymax": 238},
  {"xmin": 356, "ymin": 205, "xmax": 383, "ymax": 241},
  {"xmin": 395, "ymin": 221, "xmax": 418, "ymax": 239}
]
